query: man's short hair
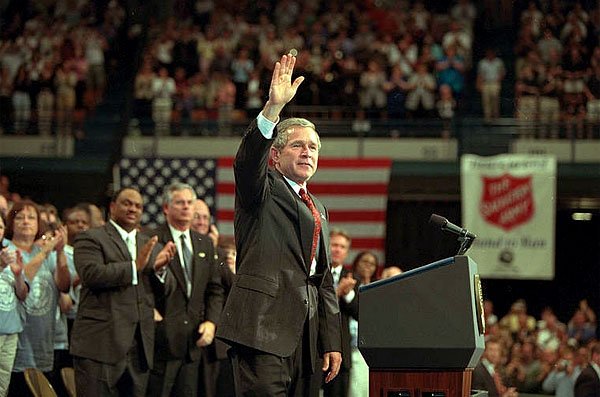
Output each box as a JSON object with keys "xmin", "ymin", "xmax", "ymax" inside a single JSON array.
[
  {"xmin": 330, "ymin": 227, "xmax": 351, "ymax": 243},
  {"xmin": 111, "ymin": 187, "xmax": 141, "ymax": 203},
  {"xmin": 162, "ymin": 182, "xmax": 197, "ymax": 206},
  {"xmin": 62, "ymin": 204, "xmax": 92, "ymax": 224},
  {"xmin": 272, "ymin": 117, "xmax": 321, "ymax": 151}
]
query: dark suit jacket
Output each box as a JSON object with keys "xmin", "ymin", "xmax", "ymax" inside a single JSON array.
[
  {"xmin": 70, "ymin": 222, "xmax": 169, "ymax": 367},
  {"xmin": 214, "ymin": 263, "xmax": 235, "ymax": 360},
  {"xmin": 152, "ymin": 224, "xmax": 225, "ymax": 362},
  {"xmin": 472, "ymin": 361, "xmax": 499, "ymax": 397},
  {"xmin": 575, "ymin": 365, "xmax": 600, "ymax": 397},
  {"xmin": 216, "ymin": 120, "xmax": 342, "ymax": 368},
  {"xmin": 337, "ymin": 267, "xmax": 358, "ymax": 371}
]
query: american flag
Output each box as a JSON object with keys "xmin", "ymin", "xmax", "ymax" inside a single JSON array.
[{"xmin": 116, "ymin": 157, "xmax": 391, "ymax": 263}]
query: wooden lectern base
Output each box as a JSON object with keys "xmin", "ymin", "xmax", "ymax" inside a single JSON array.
[{"xmin": 369, "ymin": 369, "xmax": 473, "ymax": 397}]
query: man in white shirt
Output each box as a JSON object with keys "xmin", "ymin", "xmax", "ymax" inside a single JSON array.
[
  {"xmin": 71, "ymin": 187, "xmax": 176, "ymax": 396},
  {"xmin": 477, "ymin": 48, "xmax": 505, "ymax": 121},
  {"xmin": 148, "ymin": 183, "xmax": 224, "ymax": 397}
]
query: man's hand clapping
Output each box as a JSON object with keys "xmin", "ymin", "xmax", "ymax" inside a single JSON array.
[
  {"xmin": 336, "ymin": 273, "xmax": 356, "ymax": 298},
  {"xmin": 154, "ymin": 241, "xmax": 177, "ymax": 271},
  {"xmin": 207, "ymin": 224, "xmax": 219, "ymax": 249}
]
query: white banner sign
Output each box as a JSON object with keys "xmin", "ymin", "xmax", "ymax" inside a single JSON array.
[{"xmin": 461, "ymin": 154, "xmax": 556, "ymax": 280}]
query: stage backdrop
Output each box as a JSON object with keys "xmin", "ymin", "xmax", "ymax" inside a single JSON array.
[
  {"xmin": 116, "ymin": 157, "xmax": 391, "ymax": 264},
  {"xmin": 461, "ymin": 154, "xmax": 557, "ymax": 280}
]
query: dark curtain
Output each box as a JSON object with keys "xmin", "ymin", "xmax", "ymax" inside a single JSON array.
[{"xmin": 386, "ymin": 200, "xmax": 600, "ymax": 323}]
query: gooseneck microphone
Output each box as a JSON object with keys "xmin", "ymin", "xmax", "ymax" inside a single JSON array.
[
  {"xmin": 429, "ymin": 214, "xmax": 477, "ymax": 239},
  {"xmin": 429, "ymin": 214, "xmax": 477, "ymax": 255}
]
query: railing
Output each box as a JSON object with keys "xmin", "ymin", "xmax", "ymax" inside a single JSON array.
[{"xmin": 1, "ymin": 110, "xmax": 599, "ymax": 163}]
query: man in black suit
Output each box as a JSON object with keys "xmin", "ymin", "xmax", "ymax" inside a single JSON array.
[
  {"xmin": 575, "ymin": 344, "xmax": 600, "ymax": 397},
  {"xmin": 323, "ymin": 228, "xmax": 357, "ymax": 397},
  {"xmin": 71, "ymin": 187, "xmax": 177, "ymax": 397},
  {"xmin": 216, "ymin": 54, "xmax": 342, "ymax": 396},
  {"xmin": 472, "ymin": 338, "xmax": 517, "ymax": 397},
  {"xmin": 147, "ymin": 182, "xmax": 224, "ymax": 397}
]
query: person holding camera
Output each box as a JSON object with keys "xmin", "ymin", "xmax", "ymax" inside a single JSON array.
[{"xmin": 543, "ymin": 346, "xmax": 583, "ymax": 397}]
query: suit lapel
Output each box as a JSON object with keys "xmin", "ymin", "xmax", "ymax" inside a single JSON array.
[
  {"xmin": 297, "ymin": 198, "xmax": 315, "ymax": 271},
  {"xmin": 160, "ymin": 225, "xmax": 189, "ymax": 299},
  {"xmin": 271, "ymin": 172, "xmax": 311, "ymax": 273},
  {"xmin": 190, "ymin": 233, "xmax": 210, "ymax": 297},
  {"xmin": 106, "ymin": 223, "xmax": 132, "ymax": 261}
]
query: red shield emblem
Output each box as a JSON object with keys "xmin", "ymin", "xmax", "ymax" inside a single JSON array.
[{"xmin": 479, "ymin": 174, "xmax": 534, "ymax": 231}]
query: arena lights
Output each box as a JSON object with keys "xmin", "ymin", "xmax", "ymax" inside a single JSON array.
[{"xmin": 572, "ymin": 212, "xmax": 593, "ymax": 221}]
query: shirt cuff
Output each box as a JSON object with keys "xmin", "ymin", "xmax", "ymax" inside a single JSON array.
[
  {"xmin": 131, "ymin": 261, "xmax": 138, "ymax": 285},
  {"xmin": 257, "ymin": 112, "xmax": 278, "ymax": 139},
  {"xmin": 154, "ymin": 267, "xmax": 167, "ymax": 283},
  {"xmin": 344, "ymin": 289, "xmax": 356, "ymax": 304}
]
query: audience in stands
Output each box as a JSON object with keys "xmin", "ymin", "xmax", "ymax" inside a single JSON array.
[
  {"xmin": 2, "ymin": 0, "xmax": 600, "ymax": 139},
  {"xmin": 0, "ymin": 0, "xmax": 123, "ymax": 135},
  {"xmin": 568, "ymin": 299, "xmax": 598, "ymax": 346},
  {"xmin": 515, "ymin": 0, "xmax": 600, "ymax": 138}
]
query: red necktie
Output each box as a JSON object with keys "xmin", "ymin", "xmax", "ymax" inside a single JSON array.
[{"xmin": 299, "ymin": 188, "xmax": 321, "ymax": 264}]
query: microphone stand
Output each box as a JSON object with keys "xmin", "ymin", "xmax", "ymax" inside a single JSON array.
[{"xmin": 457, "ymin": 229, "xmax": 476, "ymax": 256}]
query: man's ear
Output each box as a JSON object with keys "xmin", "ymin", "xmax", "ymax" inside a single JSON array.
[{"xmin": 270, "ymin": 147, "xmax": 279, "ymax": 164}]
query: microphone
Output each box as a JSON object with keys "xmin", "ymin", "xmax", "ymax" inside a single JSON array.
[{"xmin": 429, "ymin": 214, "xmax": 476, "ymax": 240}]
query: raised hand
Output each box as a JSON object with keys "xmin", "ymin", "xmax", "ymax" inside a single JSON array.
[
  {"xmin": 0, "ymin": 247, "xmax": 15, "ymax": 269},
  {"xmin": 10, "ymin": 250, "xmax": 23, "ymax": 277},
  {"xmin": 154, "ymin": 241, "xmax": 177, "ymax": 271},
  {"xmin": 337, "ymin": 273, "xmax": 356, "ymax": 297},
  {"xmin": 208, "ymin": 224, "xmax": 219, "ymax": 249},
  {"xmin": 263, "ymin": 54, "xmax": 305, "ymax": 121},
  {"xmin": 136, "ymin": 236, "xmax": 158, "ymax": 271},
  {"xmin": 53, "ymin": 225, "xmax": 68, "ymax": 252},
  {"xmin": 39, "ymin": 232, "xmax": 60, "ymax": 255}
]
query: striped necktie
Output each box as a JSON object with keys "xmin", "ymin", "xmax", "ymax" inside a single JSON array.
[{"xmin": 299, "ymin": 188, "xmax": 321, "ymax": 264}]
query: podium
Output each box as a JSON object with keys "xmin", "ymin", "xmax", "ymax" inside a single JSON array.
[{"xmin": 358, "ymin": 256, "xmax": 485, "ymax": 397}]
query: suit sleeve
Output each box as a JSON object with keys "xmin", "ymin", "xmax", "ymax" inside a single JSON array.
[
  {"xmin": 234, "ymin": 119, "xmax": 275, "ymax": 210},
  {"xmin": 74, "ymin": 231, "xmax": 134, "ymax": 289},
  {"xmin": 574, "ymin": 371, "xmax": 598, "ymax": 397},
  {"xmin": 317, "ymin": 267, "xmax": 342, "ymax": 353},
  {"xmin": 204, "ymin": 242, "xmax": 225, "ymax": 324}
]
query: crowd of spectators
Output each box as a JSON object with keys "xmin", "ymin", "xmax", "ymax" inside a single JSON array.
[
  {"xmin": 0, "ymin": 0, "xmax": 123, "ymax": 136},
  {"xmin": 131, "ymin": 0, "xmax": 480, "ymax": 136},
  {"xmin": 514, "ymin": 1, "xmax": 600, "ymax": 139},
  {"xmin": 476, "ymin": 298, "xmax": 599, "ymax": 396},
  {"xmin": 3, "ymin": 0, "xmax": 600, "ymax": 139}
]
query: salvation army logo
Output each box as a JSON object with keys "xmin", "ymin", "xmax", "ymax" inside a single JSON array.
[
  {"xmin": 25, "ymin": 276, "xmax": 54, "ymax": 316},
  {"xmin": 479, "ymin": 174, "xmax": 534, "ymax": 231}
]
